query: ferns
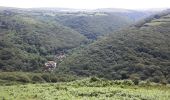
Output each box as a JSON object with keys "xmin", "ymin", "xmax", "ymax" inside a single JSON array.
[{"xmin": 0, "ymin": 78, "xmax": 169, "ymax": 100}]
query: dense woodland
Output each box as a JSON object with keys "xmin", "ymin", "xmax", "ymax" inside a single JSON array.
[
  {"xmin": 58, "ymin": 9, "xmax": 170, "ymax": 83},
  {"xmin": 0, "ymin": 7, "xmax": 169, "ymax": 84},
  {"xmin": 0, "ymin": 7, "xmax": 149, "ymax": 71},
  {"xmin": 55, "ymin": 12, "xmax": 132, "ymax": 39},
  {"xmin": 0, "ymin": 9, "xmax": 87, "ymax": 71}
]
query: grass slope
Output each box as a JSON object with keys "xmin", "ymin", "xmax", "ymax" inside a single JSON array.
[{"xmin": 0, "ymin": 78, "xmax": 170, "ymax": 100}]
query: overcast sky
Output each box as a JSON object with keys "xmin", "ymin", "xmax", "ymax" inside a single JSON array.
[{"xmin": 0, "ymin": 0, "xmax": 170, "ymax": 9}]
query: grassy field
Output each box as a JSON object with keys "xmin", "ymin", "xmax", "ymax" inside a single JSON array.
[{"xmin": 0, "ymin": 78, "xmax": 170, "ymax": 100}]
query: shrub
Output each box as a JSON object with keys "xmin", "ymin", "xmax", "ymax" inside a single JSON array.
[
  {"xmin": 50, "ymin": 76, "xmax": 58, "ymax": 82},
  {"xmin": 90, "ymin": 77, "xmax": 100, "ymax": 82},
  {"xmin": 132, "ymin": 78, "xmax": 139, "ymax": 85},
  {"xmin": 122, "ymin": 80, "xmax": 134, "ymax": 86},
  {"xmin": 16, "ymin": 74, "xmax": 31, "ymax": 83},
  {"xmin": 160, "ymin": 79, "xmax": 167, "ymax": 85},
  {"xmin": 31, "ymin": 75, "xmax": 45, "ymax": 83},
  {"xmin": 167, "ymin": 78, "xmax": 170, "ymax": 84},
  {"xmin": 41, "ymin": 74, "xmax": 51, "ymax": 82},
  {"xmin": 113, "ymin": 80, "xmax": 134, "ymax": 86},
  {"xmin": 0, "ymin": 75, "xmax": 18, "ymax": 81}
]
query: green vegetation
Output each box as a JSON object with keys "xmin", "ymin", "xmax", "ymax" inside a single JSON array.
[
  {"xmin": 0, "ymin": 78, "xmax": 170, "ymax": 100},
  {"xmin": 55, "ymin": 12, "xmax": 133, "ymax": 39},
  {"xmin": 0, "ymin": 8, "xmax": 86, "ymax": 71},
  {"xmin": 58, "ymin": 10, "xmax": 170, "ymax": 83},
  {"xmin": 135, "ymin": 9, "xmax": 170, "ymax": 27},
  {"xmin": 0, "ymin": 72, "xmax": 77, "ymax": 85},
  {"xmin": 0, "ymin": 7, "xmax": 145, "ymax": 71},
  {"xmin": 0, "ymin": 7, "xmax": 170, "ymax": 100}
]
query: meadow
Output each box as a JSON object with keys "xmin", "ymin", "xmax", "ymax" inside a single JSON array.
[{"xmin": 0, "ymin": 78, "xmax": 170, "ymax": 100}]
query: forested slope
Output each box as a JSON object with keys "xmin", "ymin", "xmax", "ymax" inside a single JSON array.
[
  {"xmin": 54, "ymin": 12, "xmax": 133, "ymax": 39},
  {"xmin": 0, "ymin": 9, "xmax": 86, "ymax": 71},
  {"xmin": 0, "ymin": 7, "xmax": 154, "ymax": 71},
  {"xmin": 58, "ymin": 10, "xmax": 170, "ymax": 83},
  {"xmin": 29, "ymin": 8, "xmax": 153, "ymax": 39}
]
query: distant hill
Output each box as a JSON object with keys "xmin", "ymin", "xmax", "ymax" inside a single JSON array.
[
  {"xmin": 54, "ymin": 12, "xmax": 132, "ymax": 39},
  {"xmin": 24, "ymin": 7, "xmax": 155, "ymax": 39},
  {"xmin": 0, "ymin": 8, "xmax": 86, "ymax": 71},
  {"xmin": 94, "ymin": 8, "xmax": 157, "ymax": 21},
  {"xmin": 58, "ymin": 10, "xmax": 170, "ymax": 83},
  {"xmin": 0, "ymin": 7, "xmax": 157, "ymax": 71},
  {"xmin": 51, "ymin": 8, "xmax": 156, "ymax": 39}
]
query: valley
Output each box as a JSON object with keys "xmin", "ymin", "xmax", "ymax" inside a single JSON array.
[{"xmin": 0, "ymin": 7, "xmax": 170, "ymax": 100}]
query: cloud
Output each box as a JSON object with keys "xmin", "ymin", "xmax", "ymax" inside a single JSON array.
[{"xmin": 0, "ymin": 0, "xmax": 169, "ymax": 9}]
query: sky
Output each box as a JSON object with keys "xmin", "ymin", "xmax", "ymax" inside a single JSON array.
[{"xmin": 0, "ymin": 0, "xmax": 170, "ymax": 9}]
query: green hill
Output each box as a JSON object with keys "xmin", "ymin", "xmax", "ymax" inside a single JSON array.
[
  {"xmin": 52, "ymin": 9, "xmax": 155, "ymax": 39},
  {"xmin": 28, "ymin": 8, "xmax": 153, "ymax": 39},
  {"xmin": 0, "ymin": 9, "xmax": 86, "ymax": 71},
  {"xmin": 54, "ymin": 12, "xmax": 133, "ymax": 39},
  {"xmin": 0, "ymin": 7, "xmax": 150, "ymax": 71},
  {"xmin": 58, "ymin": 10, "xmax": 170, "ymax": 83}
]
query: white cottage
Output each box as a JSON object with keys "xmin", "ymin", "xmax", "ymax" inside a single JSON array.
[{"xmin": 44, "ymin": 61, "xmax": 57, "ymax": 72}]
